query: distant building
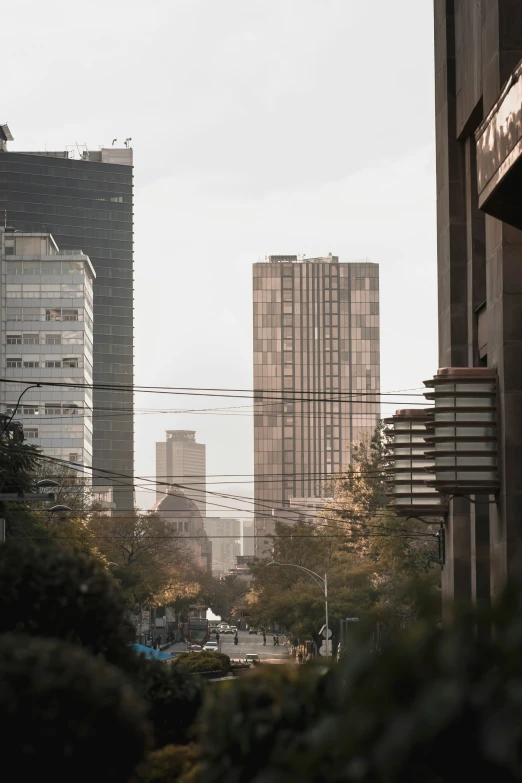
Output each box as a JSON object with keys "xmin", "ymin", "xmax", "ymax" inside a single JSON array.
[
  {"xmin": 156, "ymin": 430, "xmax": 206, "ymax": 515},
  {"xmin": 0, "ymin": 228, "xmax": 95, "ymax": 467},
  {"xmin": 253, "ymin": 254, "xmax": 380, "ymax": 554},
  {"xmin": 153, "ymin": 485, "xmax": 211, "ymax": 572},
  {"xmin": 242, "ymin": 520, "xmax": 255, "ymax": 557},
  {"xmin": 0, "ymin": 126, "xmax": 134, "ymax": 510},
  {"xmin": 204, "ymin": 517, "xmax": 241, "ymax": 575}
]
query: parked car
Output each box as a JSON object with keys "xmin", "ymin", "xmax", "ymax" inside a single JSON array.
[
  {"xmin": 229, "ymin": 626, "xmax": 238, "ymax": 634},
  {"xmin": 203, "ymin": 641, "xmax": 219, "ymax": 651},
  {"xmin": 222, "ymin": 627, "xmax": 233, "ymax": 634},
  {"xmin": 248, "ymin": 628, "xmax": 258, "ymax": 635},
  {"xmin": 189, "ymin": 644, "xmax": 202, "ymax": 652},
  {"xmin": 244, "ymin": 654, "xmax": 260, "ymax": 666}
]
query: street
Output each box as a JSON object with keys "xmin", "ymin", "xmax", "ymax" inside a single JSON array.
[{"xmin": 219, "ymin": 630, "xmax": 290, "ymax": 662}]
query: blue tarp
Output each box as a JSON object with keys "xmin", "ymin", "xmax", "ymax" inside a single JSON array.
[{"xmin": 130, "ymin": 643, "xmax": 172, "ymax": 661}]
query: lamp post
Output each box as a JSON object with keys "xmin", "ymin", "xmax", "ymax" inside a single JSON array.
[{"xmin": 267, "ymin": 561, "xmax": 329, "ymax": 657}]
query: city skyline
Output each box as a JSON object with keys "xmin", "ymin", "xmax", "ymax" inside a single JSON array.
[{"xmin": 2, "ymin": 1, "xmax": 437, "ymax": 518}]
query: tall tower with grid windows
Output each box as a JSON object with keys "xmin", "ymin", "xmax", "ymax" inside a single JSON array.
[{"xmin": 253, "ymin": 254, "xmax": 380, "ymax": 554}]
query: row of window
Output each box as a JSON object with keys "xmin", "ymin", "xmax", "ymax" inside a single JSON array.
[
  {"xmin": 5, "ymin": 261, "xmax": 87, "ymax": 275},
  {"xmin": 7, "ymin": 332, "xmax": 86, "ymax": 345},
  {"xmin": 7, "ymin": 308, "xmax": 91, "ymax": 328},
  {"xmin": 7, "ymin": 358, "xmax": 83, "ymax": 369},
  {"xmin": 12, "ymin": 403, "xmax": 82, "ymax": 415}
]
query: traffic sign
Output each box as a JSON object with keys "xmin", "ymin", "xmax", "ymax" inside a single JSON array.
[
  {"xmin": 319, "ymin": 624, "xmax": 333, "ymax": 639},
  {"xmin": 319, "ymin": 640, "xmax": 332, "ymax": 656}
]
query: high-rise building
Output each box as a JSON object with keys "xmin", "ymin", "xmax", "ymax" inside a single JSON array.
[
  {"xmin": 0, "ymin": 128, "xmax": 133, "ymax": 510},
  {"xmin": 253, "ymin": 255, "xmax": 380, "ymax": 551},
  {"xmin": 203, "ymin": 517, "xmax": 241, "ymax": 575},
  {"xmin": 0, "ymin": 228, "xmax": 94, "ymax": 466},
  {"xmin": 433, "ymin": 1, "xmax": 522, "ymax": 618},
  {"xmin": 155, "ymin": 430, "xmax": 206, "ymax": 516}
]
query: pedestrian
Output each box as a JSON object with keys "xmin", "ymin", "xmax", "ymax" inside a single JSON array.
[
  {"xmin": 263, "ymin": 635, "xmax": 266, "ymax": 646},
  {"xmin": 297, "ymin": 652, "xmax": 303, "ymax": 664},
  {"xmin": 216, "ymin": 632, "xmax": 220, "ymax": 643}
]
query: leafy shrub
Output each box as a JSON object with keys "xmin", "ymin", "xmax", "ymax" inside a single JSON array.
[
  {"xmin": 0, "ymin": 633, "xmax": 151, "ymax": 783},
  {"xmin": 195, "ymin": 581, "xmax": 522, "ymax": 782},
  {"xmin": 138, "ymin": 744, "xmax": 200, "ymax": 783},
  {"xmin": 0, "ymin": 539, "xmax": 134, "ymax": 668},
  {"xmin": 133, "ymin": 657, "xmax": 204, "ymax": 747},
  {"xmin": 175, "ymin": 650, "xmax": 231, "ymax": 674}
]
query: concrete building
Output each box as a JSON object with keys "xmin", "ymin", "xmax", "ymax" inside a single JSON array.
[
  {"xmin": 253, "ymin": 254, "xmax": 380, "ymax": 552},
  {"xmin": 153, "ymin": 485, "xmax": 211, "ymax": 572},
  {"xmin": 203, "ymin": 517, "xmax": 241, "ymax": 576},
  {"xmin": 0, "ymin": 126, "xmax": 133, "ymax": 510},
  {"xmin": 433, "ymin": 1, "xmax": 522, "ymax": 619},
  {"xmin": 0, "ymin": 228, "xmax": 94, "ymax": 466},
  {"xmin": 242, "ymin": 520, "xmax": 255, "ymax": 557},
  {"xmin": 156, "ymin": 430, "xmax": 206, "ymax": 515}
]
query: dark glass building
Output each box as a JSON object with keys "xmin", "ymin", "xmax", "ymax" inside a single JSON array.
[{"xmin": 0, "ymin": 138, "xmax": 134, "ymax": 509}]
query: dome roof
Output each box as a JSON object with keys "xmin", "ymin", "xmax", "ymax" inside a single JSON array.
[{"xmin": 153, "ymin": 485, "xmax": 202, "ymax": 519}]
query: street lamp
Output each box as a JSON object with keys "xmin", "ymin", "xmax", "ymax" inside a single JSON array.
[{"xmin": 267, "ymin": 561, "xmax": 330, "ymax": 657}]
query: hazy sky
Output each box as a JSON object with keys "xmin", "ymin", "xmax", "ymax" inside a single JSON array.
[{"xmin": 3, "ymin": 0, "xmax": 437, "ymax": 515}]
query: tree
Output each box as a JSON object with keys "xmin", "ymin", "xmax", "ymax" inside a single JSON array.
[
  {"xmin": 0, "ymin": 436, "xmax": 43, "ymax": 539},
  {"xmin": 322, "ymin": 421, "xmax": 390, "ymax": 554},
  {"xmin": 246, "ymin": 521, "xmax": 380, "ymax": 645},
  {"xmin": 195, "ymin": 573, "xmax": 249, "ymax": 620},
  {"xmin": 0, "ymin": 633, "xmax": 152, "ymax": 783},
  {"xmin": 88, "ymin": 509, "xmax": 200, "ymax": 610},
  {"xmin": 0, "ymin": 538, "xmax": 135, "ymax": 668}
]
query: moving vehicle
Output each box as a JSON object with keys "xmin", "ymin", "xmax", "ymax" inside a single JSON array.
[
  {"xmin": 244, "ymin": 654, "xmax": 260, "ymax": 665},
  {"xmin": 229, "ymin": 626, "xmax": 238, "ymax": 634},
  {"xmin": 248, "ymin": 628, "xmax": 258, "ymax": 635},
  {"xmin": 187, "ymin": 617, "xmax": 210, "ymax": 647},
  {"xmin": 203, "ymin": 641, "xmax": 219, "ymax": 652},
  {"xmin": 222, "ymin": 626, "xmax": 233, "ymax": 634}
]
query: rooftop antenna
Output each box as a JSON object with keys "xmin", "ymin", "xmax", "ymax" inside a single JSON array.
[
  {"xmin": 124, "ymin": 138, "xmax": 132, "ymax": 148},
  {"xmin": 112, "ymin": 138, "xmax": 118, "ymax": 146}
]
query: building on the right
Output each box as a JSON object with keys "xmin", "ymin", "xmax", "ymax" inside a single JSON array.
[
  {"xmin": 253, "ymin": 254, "xmax": 380, "ymax": 555},
  {"xmin": 433, "ymin": 1, "xmax": 522, "ymax": 620}
]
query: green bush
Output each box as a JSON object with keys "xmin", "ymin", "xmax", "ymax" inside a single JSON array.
[
  {"xmin": 0, "ymin": 633, "xmax": 151, "ymax": 783},
  {"xmin": 133, "ymin": 657, "xmax": 204, "ymax": 748},
  {"xmin": 175, "ymin": 650, "xmax": 231, "ymax": 674},
  {"xmin": 138, "ymin": 744, "xmax": 200, "ymax": 783},
  {"xmin": 0, "ymin": 539, "xmax": 134, "ymax": 669},
  {"xmin": 195, "ymin": 581, "xmax": 522, "ymax": 782}
]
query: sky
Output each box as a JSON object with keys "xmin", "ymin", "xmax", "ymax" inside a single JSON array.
[{"xmin": 2, "ymin": 0, "xmax": 438, "ymax": 516}]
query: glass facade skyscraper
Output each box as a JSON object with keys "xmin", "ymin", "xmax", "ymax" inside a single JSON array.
[
  {"xmin": 0, "ymin": 141, "xmax": 133, "ymax": 509},
  {"xmin": 253, "ymin": 255, "xmax": 380, "ymax": 551}
]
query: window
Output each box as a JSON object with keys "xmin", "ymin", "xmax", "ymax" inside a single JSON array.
[
  {"xmin": 62, "ymin": 332, "xmax": 83, "ymax": 344},
  {"xmin": 45, "ymin": 334, "xmax": 61, "ymax": 345},
  {"xmin": 22, "ymin": 406, "xmax": 39, "ymax": 416},
  {"xmin": 69, "ymin": 453, "xmax": 79, "ymax": 463},
  {"xmin": 63, "ymin": 404, "xmax": 79, "ymax": 416},
  {"xmin": 23, "ymin": 334, "xmax": 39, "ymax": 345},
  {"xmin": 45, "ymin": 361, "xmax": 61, "ymax": 368},
  {"xmin": 63, "ymin": 310, "xmax": 79, "ymax": 321},
  {"xmin": 24, "ymin": 428, "xmax": 39, "ymax": 439},
  {"xmin": 23, "ymin": 361, "xmax": 39, "ymax": 369},
  {"xmin": 46, "ymin": 309, "xmax": 62, "ymax": 322},
  {"xmin": 45, "ymin": 404, "xmax": 62, "ymax": 415},
  {"xmin": 7, "ymin": 335, "xmax": 22, "ymax": 345},
  {"xmin": 6, "ymin": 359, "xmax": 22, "ymax": 368},
  {"xmin": 5, "ymin": 239, "xmax": 14, "ymax": 255},
  {"xmin": 62, "ymin": 358, "xmax": 78, "ymax": 368}
]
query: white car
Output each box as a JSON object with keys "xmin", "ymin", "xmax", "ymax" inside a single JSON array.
[{"xmin": 203, "ymin": 641, "xmax": 219, "ymax": 651}]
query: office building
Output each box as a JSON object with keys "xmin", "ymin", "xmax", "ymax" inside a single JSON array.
[
  {"xmin": 253, "ymin": 254, "xmax": 380, "ymax": 552},
  {"xmin": 0, "ymin": 126, "xmax": 133, "ymax": 509},
  {"xmin": 432, "ymin": 1, "xmax": 522, "ymax": 619},
  {"xmin": 153, "ymin": 485, "xmax": 211, "ymax": 572},
  {"xmin": 0, "ymin": 228, "xmax": 94, "ymax": 466},
  {"xmin": 156, "ymin": 430, "xmax": 206, "ymax": 515},
  {"xmin": 203, "ymin": 517, "xmax": 241, "ymax": 576}
]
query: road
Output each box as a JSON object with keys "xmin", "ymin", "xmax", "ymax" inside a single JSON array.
[{"xmin": 219, "ymin": 630, "xmax": 290, "ymax": 662}]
